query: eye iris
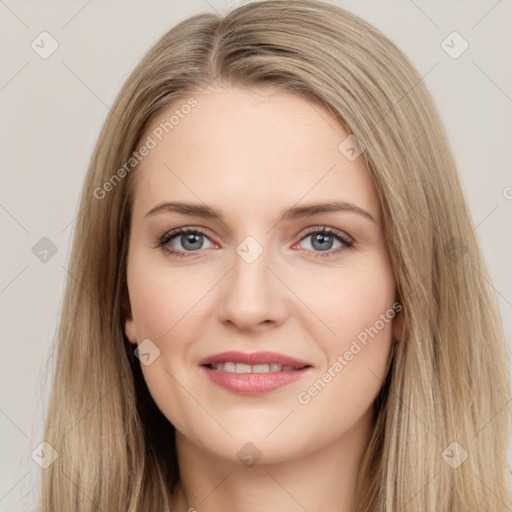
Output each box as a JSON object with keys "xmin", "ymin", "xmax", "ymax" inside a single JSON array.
[
  {"xmin": 311, "ymin": 233, "xmax": 333, "ymax": 251},
  {"xmin": 182, "ymin": 232, "xmax": 203, "ymax": 250}
]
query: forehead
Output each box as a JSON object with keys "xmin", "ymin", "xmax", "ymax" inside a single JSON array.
[{"xmin": 131, "ymin": 84, "xmax": 379, "ymax": 222}]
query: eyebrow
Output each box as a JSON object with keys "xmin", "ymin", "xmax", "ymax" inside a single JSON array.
[{"xmin": 145, "ymin": 200, "xmax": 376, "ymax": 224}]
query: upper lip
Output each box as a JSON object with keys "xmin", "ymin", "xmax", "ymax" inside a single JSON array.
[{"xmin": 198, "ymin": 351, "xmax": 312, "ymax": 369}]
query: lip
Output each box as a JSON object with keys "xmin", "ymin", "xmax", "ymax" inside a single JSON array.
[{"xmin": 199, "ymin": 351, "xmax": 313, "ymax": 396}]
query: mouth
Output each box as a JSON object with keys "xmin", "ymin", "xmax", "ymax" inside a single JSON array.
[{"xmin": 198, "ymin": 351, "xmax": 313, "ymax": 395}]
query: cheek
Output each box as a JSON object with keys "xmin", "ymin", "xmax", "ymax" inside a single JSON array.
[
  {"xmin": 126, "ymin": 251, "xmax": 215, "ymax": 416},
  {"xmin": 126, "ymin": 250, "xmax": 210, "ymax": 341},
  {"xmin": 305, "ymin": 268, "xmax": 395, "ymax": 410},
  {"xmin": 306, "ymin": 254, "xmax": 396, "ymax": 347},
  {"xmin": 126, "ymin": 253, "xmax": 206, "ymax": 429},
  {"xmin": 296, "ymin": 254, "xmax": 397, "ymax": 406}
]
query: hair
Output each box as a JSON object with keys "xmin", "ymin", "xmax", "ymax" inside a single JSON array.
[{"xmin": 40, "ymin": 1, "xmax": 511, "ymax": 510}]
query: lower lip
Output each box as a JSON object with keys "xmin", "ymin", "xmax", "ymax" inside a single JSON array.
[{"xmin": 201, "ymin": 366, "xmax": 311, "ymax": 395}]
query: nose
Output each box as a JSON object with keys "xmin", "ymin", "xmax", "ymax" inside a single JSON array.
[{"xmin": 217, "ymin": 242, "xmax": 289, "ymax": 332}]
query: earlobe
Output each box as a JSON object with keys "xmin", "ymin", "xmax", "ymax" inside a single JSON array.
[
  {"xmin": 122, "ymin": 298, "xmax": 138, "ymax": 345},
  {"xmin": 124, "ymin": 314, "xmax": 137, "ymax": 344}
]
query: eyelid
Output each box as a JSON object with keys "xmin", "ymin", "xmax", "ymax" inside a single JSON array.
[{"xmin": 298, "ymin": 225, "xmax": 354, "ymax": 243}]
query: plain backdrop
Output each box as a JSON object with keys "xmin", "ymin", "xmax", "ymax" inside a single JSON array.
[{"xmin": 1, "ymin": 0, "xmax": 511, "ymax": 510}]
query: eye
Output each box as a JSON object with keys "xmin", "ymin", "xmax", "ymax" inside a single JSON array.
[
  {"xmin": 294, "ymin": 227, "xmax": 354, "ymax": 258},
  {"xmin": 157, "ymin": 227, "xmax": 216, "ymax": 257},
  {"xmin": 156, "ymin": 226, "xmax": 354, "ymax": 259}
]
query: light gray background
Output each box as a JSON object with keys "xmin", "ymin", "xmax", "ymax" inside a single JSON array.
[{"xmin": 1, "ymin": 0, "xmax": 511, "ymax": 510}]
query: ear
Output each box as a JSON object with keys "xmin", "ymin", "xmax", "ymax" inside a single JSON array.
[{"xmin": 122, "ymin": 292, "xmax": 137, "ymax": 345}]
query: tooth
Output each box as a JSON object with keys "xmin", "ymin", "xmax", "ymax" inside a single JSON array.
[
  {"xmin": 235, "ymin": 363, "xmax": 252, "ymax": 373},
  {"xmin": 211, "ymin": 362, "xmax": 298, "ymax": 373},
  {"xmin": 223, "ymin": 362, "xmax": 236, "ymax": 373},
  {"xmin": 252, "ymin": 364, "xmax": 270, "ymax": 373}
]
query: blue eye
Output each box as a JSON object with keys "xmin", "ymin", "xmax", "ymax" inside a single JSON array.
[
  {"xmin": 158, "ymin": 227, "xmax": 213, "ymax": 256},
  {"xmin": 297, "ymin": 227, "xmax": 354, "ymax": 258},
  {"xmin": 157, "ymin": 226, "xmax": 354, "ymax": 258}
]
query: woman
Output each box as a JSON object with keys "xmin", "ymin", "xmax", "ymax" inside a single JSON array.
[{"xmin": 41, "ymin": 1, "xmax": 511, "ymax": 510}]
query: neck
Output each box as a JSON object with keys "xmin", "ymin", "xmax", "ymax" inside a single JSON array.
[{"xmin": 169, "ymin": 407, "xmax": 373, "ymax": 512}]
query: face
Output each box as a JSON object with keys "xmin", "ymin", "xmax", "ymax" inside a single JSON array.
[{"xmin": 124, "ymin": 84, "xmax": 400, "ymax": 465}]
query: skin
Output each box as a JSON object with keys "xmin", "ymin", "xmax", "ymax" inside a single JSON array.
[{"xmin": 124, "ymin": 83, "xmax": 402, "ymax": 511}]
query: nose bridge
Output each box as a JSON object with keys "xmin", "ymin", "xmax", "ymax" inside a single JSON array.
[{"xmin": 218, "ymin": 234, "xmax": 287, "ymax": 329}]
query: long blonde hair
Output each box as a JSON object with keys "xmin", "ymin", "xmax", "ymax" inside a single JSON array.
[{"xmin": 41, "ymin": 1, "xmax": 511, "ymax": 510}]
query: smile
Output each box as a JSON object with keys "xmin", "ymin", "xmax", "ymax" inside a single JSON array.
[{"xmin": 199, "ymin": 351, "xmax": 313, "ymax": 395}]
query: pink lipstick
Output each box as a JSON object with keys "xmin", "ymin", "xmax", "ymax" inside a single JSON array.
[{"xmin": 199, "ymin": 351, "xmax": 313, "ymax": 395}]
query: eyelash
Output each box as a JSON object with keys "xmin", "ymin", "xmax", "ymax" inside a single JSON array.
[{"xmin": 156, "ymin": 226, "xmax": 354, "ymax": 259}]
